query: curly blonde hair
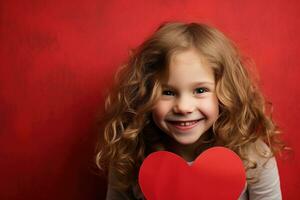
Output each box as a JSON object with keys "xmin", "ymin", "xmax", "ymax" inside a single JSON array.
[{"xmin": 95, "ymin": 21, "xmax": 285, "ymax": 191}]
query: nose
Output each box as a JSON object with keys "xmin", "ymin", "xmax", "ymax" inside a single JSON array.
[{"xmin": 173, "ymin": 95, "xmax": 195, "ymax": 115}]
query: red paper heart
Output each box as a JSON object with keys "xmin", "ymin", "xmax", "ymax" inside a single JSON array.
[{"xmin": 138, "ymin": 147, "xmax": 246, "ymax": 200}]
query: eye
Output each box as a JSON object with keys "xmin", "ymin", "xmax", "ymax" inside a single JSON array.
[
  {"xmin": 194, "ymin": 87, "xmax": 208, "ymax": 94},
  {"xmin": 162, "ymin": 90, "xmax": 175, "ymax": 96}
]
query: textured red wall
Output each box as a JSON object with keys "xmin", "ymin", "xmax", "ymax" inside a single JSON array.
[{"xmin": 1, "ymin": 0, "xmax": 299, "ymax": 199}]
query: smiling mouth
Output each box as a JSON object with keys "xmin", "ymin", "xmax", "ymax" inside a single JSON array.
[{"xmin": 167, "ymin": 119, "xmax": 204, "ymax": 128}]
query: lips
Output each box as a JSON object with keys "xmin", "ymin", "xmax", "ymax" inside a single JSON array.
[{"xmin": 167, "ymin": 119, "xmax": 203, "ymax": 130}]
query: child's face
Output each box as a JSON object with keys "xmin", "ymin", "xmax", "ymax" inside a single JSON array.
[{"xmin": 152, "ymin": 49, "xmax": 219, "ymax": 146}]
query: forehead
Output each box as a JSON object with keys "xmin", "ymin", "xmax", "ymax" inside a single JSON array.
[{"xmin": 161, "ymin": 49, "xmax": 215, "ymax": 85}]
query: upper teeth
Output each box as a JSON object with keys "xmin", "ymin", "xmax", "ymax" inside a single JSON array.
[{"xmin": 178, "ymin": 120, "xmax": 198, "ymax": 126}]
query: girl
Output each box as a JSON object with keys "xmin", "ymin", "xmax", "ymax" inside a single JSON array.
[{"xmin": 96, "ymin": 22, "xmax": 285, "ymax": 200}]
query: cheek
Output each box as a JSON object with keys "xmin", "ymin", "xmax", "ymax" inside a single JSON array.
[
  {"xmin": 199, "ymin": 96, "xmax": 219, "ymax": 117},
  {"xmin": 210, "ymin": 96, "xmax": 220, "ymax": 117},
  {"xmin": 152, "ymin": 101, "xmax": 172, "ymax": 121}
]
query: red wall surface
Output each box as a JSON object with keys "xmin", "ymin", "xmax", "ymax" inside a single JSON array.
[{"xmin": 1, "ymin": 0, "xmax": 299, "ymax": 199}]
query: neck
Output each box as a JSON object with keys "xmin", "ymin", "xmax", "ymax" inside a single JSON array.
[
  {"xmin": 163, "ymin": 130, "xmax": 214, "ymax": 162},
  {"xmin": 171, "ymin": 143, "xmax": 198, "ymax": 162}
]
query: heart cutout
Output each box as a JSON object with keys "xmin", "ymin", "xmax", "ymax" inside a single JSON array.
[{"xmin": 138, "ymin": 147, "xmax": 246, "ymax": 200}]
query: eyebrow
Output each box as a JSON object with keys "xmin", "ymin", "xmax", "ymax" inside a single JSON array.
[
  {"xmin": 162, "ymin": 81, "xmax": 215, "ymax": 87},
  {"xmin": 193, "ymin": 81, "xmax": 215, "ymax": 85}
]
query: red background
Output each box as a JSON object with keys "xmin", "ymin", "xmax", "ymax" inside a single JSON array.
[{"xmin": 1, "ymin": 0, "xmax": 299, "ymax": 199}]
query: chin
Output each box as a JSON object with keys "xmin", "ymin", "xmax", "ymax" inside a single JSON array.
[{"xmin": 173, "ymin": 136, "xmax": 202, "ymax": 146}]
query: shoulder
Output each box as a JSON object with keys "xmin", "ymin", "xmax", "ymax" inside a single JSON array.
[
  {"xmin": 244, "ymin": 139, "xmax": 277, "ymax": 177},
  {"xmin": 247, "ymin": 139, "xmax": 273, "ymax": 159},
  {"xmin": 244, "ymin": 139, "xmax": 276, "ymax": 170},
  {"xmin": 106, "ymin": 166, "xmax": 136, "ymax": 200},
  {"xmin": 244, "ymin": 139, "xmax": 282, "ymax": 200}
]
